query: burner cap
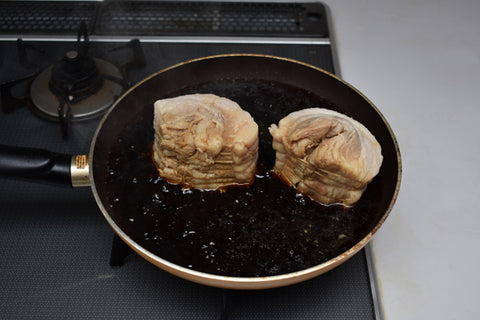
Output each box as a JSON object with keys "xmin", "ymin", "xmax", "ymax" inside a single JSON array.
[
  {"xmin": 30, "ymin": 56, "xmax": 124, "ymax": 120},
  {"xmin": 49, "ymin": 50, "xmax": 104, "ymax": 102}
]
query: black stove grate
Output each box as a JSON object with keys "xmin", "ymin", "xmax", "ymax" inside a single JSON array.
[
  {"xmin": 96, "ymin": 1, "xmax": 324, "ymax": 36},
  {"xmin": 0, "ymin": 1, "xmax": 97, "ymax": 34},
  {"xmin": 0, "ymin": 1, "xmax": 328, "ymax": 37}
]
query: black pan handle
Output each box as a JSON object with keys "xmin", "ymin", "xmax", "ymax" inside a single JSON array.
[{"xmin": 0, "ymin": 144, "xmax": 73, "ymax": 186}]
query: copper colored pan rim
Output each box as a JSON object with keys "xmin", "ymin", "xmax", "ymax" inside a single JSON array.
[{"xmin": 89, "ymin": 53, "xmax": 402, "ymax": 290}]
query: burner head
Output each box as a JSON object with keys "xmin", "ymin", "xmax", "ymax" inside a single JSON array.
[
  {"xmin": 30, "ymin": 53, "xmax": 124, "ymax": 120},
  {"xmin": 49, "ymin": 50, "xmax": 104, "ymax": 103}
]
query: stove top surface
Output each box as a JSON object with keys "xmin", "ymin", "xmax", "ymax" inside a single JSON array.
[{"xmin": 0, "ymin": 2, "xmax": 379, "ymax": 319}]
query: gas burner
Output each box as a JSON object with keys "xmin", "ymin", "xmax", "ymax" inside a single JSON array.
[
  {"xmin": 0, "ymin": 21, "xmax": 146, "ymax": 138},
  {"xmin": 49, "ymin": 50, "xmax": 103, "ymax": 103},
  {"xmin": 30, "ymin": 50, "xmax": 124, "ymax": 120}
]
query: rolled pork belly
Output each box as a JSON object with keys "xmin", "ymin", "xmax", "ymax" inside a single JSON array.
[
  {"xmin": 153, "ymin": 94, "xmax": 258, "ymax": 190},
  {"xmin": 269, "ymin": 108, "xmax": 383, "ymax": 206}
]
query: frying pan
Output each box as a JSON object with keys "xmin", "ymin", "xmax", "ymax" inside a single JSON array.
[{"xmin": 0, "ymin": 54, "xmax": 401, "ymax": 290}]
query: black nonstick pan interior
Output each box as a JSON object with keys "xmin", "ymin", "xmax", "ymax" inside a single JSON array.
[{"xmin": 90, "ymin": 55, "xmax": 400, "ymax": 288}]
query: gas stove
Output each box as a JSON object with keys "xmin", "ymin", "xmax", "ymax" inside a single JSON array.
[{"xmin": 0, "ymin": 1, "xmax": 382, "ymax": 319}]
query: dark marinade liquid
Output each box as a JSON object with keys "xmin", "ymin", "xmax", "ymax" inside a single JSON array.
[{"xmin": 104, "ymin": 79, "xmax": 380, "ymax": 277}]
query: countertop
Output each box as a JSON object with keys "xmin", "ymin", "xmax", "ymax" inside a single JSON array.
[{"xmin": 320, "ymin": 0, "xmax": 480, "ymax": 319}]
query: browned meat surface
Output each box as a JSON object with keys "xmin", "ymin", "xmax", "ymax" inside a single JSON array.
[
  {"xmin": 153, "ymin": 94, "xmax": 258, "ymax": 189},
  {"xmin": 269, "ymin": 108, "xmax": 383, "ymax": 206}
]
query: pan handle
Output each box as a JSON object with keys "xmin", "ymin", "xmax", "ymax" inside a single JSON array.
[{"xmin": 0, "ymin": 144, "xmax": 90, "ymax": 187}]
